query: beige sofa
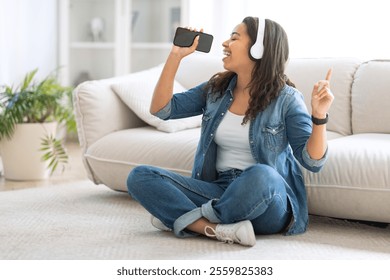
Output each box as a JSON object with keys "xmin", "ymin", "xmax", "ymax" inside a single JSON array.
[{"xmin": 73, "ymin": 54, "xmax": 390, "ymax": 224}]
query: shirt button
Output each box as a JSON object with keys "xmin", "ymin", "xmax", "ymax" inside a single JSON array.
[
  {"xmin": 196, "ymin": 173, "xmax": 200, "ymax": 177},
  {"xmin": 210, "ymin": 133, "xmax": 213, "ymax": 137},
  {"xmin": 221, "ymin": 113, "xmax": 224, "ymax": 116}
]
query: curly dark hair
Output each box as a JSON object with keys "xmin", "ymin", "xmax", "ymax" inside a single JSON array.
[{"xmin": 205, "ymin": 17, "xmax": 295, "ymax": 124}]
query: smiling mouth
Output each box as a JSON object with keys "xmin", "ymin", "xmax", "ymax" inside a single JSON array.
[{"xmin": 223, "ymin": 51, "xmax": 231, "ymax": 57}]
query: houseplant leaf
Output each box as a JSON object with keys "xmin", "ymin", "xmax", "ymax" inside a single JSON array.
[{"xmin": 0, "ymin": 69, "xmax": 75, "ymax": 178}]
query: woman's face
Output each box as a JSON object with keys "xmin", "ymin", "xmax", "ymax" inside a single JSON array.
[{"xmin": 222, "ymin": 22, "xmax": 256, "ymax": 74}]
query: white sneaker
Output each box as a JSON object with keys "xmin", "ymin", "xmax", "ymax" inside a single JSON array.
[
  {"xmin": 205, "ymin": 220, "xmax": 256, "ymax": 247},
  {"xmin": 150, "ymin": 216, "xmax": 172, "ymax": 232}
]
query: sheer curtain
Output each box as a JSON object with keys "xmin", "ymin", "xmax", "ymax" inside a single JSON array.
[
  {"xmin": 0, "ymin": 0, "xmax": 57, "ymax": 86},
  {"xmin": 187, "ymin": 0, "xmax": 390, "ymax": 60}
]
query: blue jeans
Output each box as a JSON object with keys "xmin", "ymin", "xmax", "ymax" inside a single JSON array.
[{"xmin": 127, "ymin": 164, "xmax": 292, "ymax": 238}]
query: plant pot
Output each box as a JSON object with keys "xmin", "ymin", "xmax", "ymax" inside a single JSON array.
[{"xmin": 0, "ymin": 122, "xmax": 57, "ymax": 181}]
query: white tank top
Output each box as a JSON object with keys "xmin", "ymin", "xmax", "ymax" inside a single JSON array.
[{"xmin": 214, "ymin": 110, "xmax": 256, "ymax": 172}]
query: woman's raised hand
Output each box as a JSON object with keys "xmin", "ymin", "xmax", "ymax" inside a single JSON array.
[
  {"xmin": 311, "ymin": 68, "xmax": 334, "ymax": 118},
  {"xmin": 171, "ymin": 28, "xmax": 203, "ymax": 58}
]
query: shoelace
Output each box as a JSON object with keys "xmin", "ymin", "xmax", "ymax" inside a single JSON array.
[{"xmin": 204, "ymin": 225, "xmax": 234, "ymax": 244}]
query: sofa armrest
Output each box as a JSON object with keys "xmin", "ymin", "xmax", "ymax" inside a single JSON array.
[
  {"xmin": 73, "ymin": 77, "xmax": 145, "ymax": 150},
  {"xmin": 73, "ymin": 77, "xmax": 146, "ymax": 184}
]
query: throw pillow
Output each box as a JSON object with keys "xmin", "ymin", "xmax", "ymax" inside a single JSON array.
[{"xmin": 112, "ymin": 65, "xmax": 201, "ymax": 133}]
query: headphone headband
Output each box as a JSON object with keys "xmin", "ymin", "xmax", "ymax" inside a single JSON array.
[{"xmin": 250, "ymin": 18, "xmax": 265, "ymax": 59}]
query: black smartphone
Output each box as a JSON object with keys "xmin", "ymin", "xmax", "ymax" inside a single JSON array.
[{"xmin": 173, "ymin": 27, "xmax": 213, "ymax": 53}]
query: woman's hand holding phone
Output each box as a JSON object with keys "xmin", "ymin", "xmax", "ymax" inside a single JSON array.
[
  {"xmin": 171, "ymin": 27, "xmax": 213, "ymax": 58},
  {"xmin": 171, "ymin": 30, "xmax": 200, "ymax": 59}
]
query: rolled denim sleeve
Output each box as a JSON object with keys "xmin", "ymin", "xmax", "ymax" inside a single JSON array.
[
  {"xmin": 152, "ymin": 82, "xmax": 207, "ymax": 120},
  {"xmin": 153, "ymin": 101, "xmax": 172, "ymax": 120},
  {"xmin": 302, "ymin": 141, "xmax": 328, "ymax": 172}
]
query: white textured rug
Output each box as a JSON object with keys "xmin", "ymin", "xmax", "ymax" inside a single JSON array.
[{"xmin": 0, "ymin": 181, "xmax": 389, "ymax": 260}]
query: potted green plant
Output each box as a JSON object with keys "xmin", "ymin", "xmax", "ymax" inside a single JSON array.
[{"xmin": 0, "ymin": 69, "xmax": 76, "ymax": 180}]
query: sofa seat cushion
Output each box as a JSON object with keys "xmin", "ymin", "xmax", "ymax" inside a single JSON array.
[
  {"xmin": 84, "ymin": 126, "xmax": 201, "ymax": 191},
  {"xmin": 303, "ymin": 134, "xmax": 390, "ymax": 223}
]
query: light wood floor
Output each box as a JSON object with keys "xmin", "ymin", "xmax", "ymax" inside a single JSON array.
[{"xmin": 0, "ymin": 141, "xmax": 89, "ymax": 191}]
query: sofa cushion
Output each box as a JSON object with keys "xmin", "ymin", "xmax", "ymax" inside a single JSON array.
[
  {"xmin": 302, "ymin": 133, "xmax": 390, "ymax": 223},
  {"xmin": 175, "ymin": 53, "xmax": 225, "ymax": 89},
  {"xmin": 352, "ymin": 60, "xmax": 390, "ymax": 134},
  {"xmin": 112, "ymin": 65, "xmax": 201, "ymax": 133},
  {"xmin": 84, "ymin": 127, "xmax": 200, "ymax": 191},
  {"xmin": 285, "ymin": 58, "xmax": 361, "ymax": 136}
]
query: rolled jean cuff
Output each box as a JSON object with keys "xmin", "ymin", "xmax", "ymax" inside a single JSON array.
[
  {"xmin": 201, "ymin": 199, "xmax": 221, "ymax": 224},
  {"xmin": 173, "ymin": 208, "xmax": 203, "ymax": 238}
]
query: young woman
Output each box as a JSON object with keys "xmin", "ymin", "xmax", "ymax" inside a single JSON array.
[{"xmin": 127, "ymin": 17, "xmax": 333, "ymax": 247}]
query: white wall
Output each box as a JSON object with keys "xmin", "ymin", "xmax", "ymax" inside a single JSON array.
[
  {"xmin": 187, "ymin": 0, "xmax": 390, "ymax": 60},
  {"xmin": 0, "ymin": 0, "xmax": 58, "ymax": 86}
]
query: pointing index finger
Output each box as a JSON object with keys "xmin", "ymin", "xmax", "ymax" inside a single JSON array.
[{"xmin": 325, "ymin": 68, "xmax": 333, "ymax": 81}]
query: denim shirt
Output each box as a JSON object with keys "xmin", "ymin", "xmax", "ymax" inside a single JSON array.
[{"xmin": 155, "ymin": 75, "xmax": 328, "ymax": 235}]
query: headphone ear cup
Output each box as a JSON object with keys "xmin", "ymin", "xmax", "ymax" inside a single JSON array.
[
  {"xmin": 250, "ymin": 42, "xmax": 263, "ymax": 59},
  {"xmin": 250, "ymin": 18, "xmax": 265, "ymax": 60}
]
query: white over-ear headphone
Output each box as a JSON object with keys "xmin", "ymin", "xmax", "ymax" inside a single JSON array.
[{"xmin": 250, "ymin": 18, "xmax": 265, "ymax": 60}]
